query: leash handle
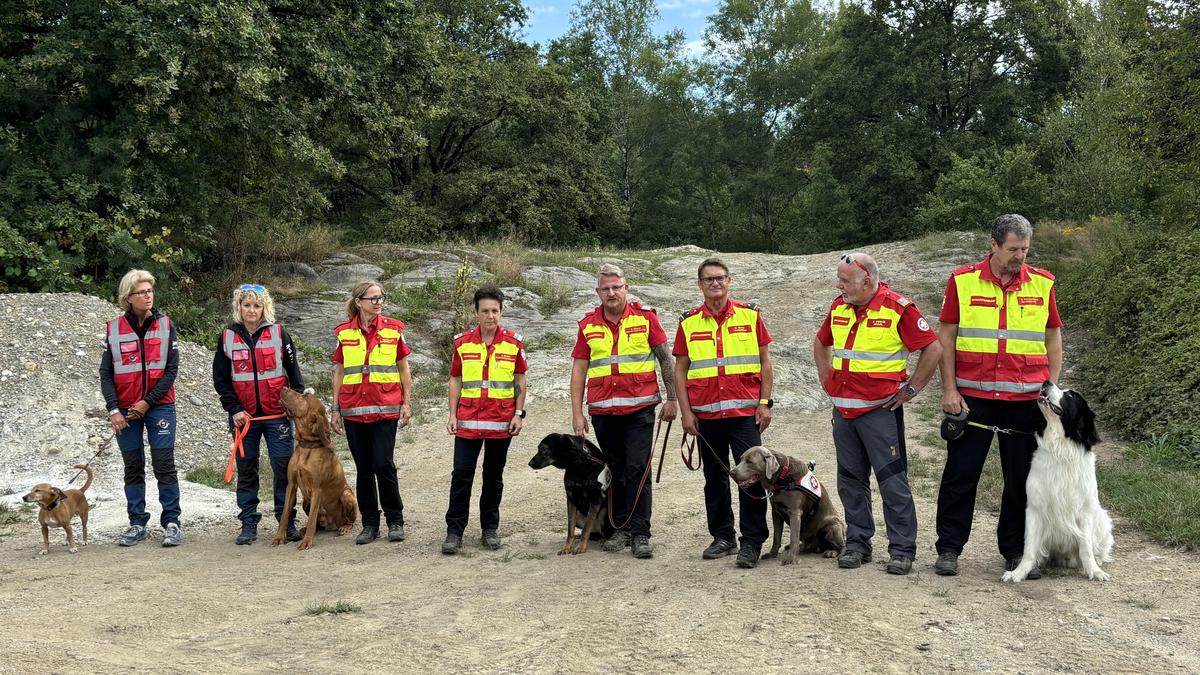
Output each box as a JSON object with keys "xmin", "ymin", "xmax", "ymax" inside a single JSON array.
[
  {"xmin": 655, "ymin": 419, "xmax": 671, "ymax": 484},
  {"xmin": 684, "ymin": 431, "xmax": 770, "ymax": 501}
]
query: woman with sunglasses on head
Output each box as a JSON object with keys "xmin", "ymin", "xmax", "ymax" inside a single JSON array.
[
  {"xmin": 331, "ymin": 280, "xmax": 413, "ymax": 544},
  {"xmin": 212, "ymin": 283, "xmax": 307, "ymax": 545},
  {"xmin": 99, "ymin": 269, "xmax": 183, "ymax": 548}
]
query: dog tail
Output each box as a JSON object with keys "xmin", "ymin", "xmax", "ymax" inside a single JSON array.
[{"xmin": 72, "ymin": 464, "xmax": 94, "ymax": 493}]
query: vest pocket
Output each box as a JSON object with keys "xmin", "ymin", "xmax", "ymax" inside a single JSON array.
[
  {"xmin": 256, "ymin": 347, "xmax": 277, "ymax": 372},
  {"xmin": 144, "ymin": 338, "xmax": 162, "ymax": 362},
  {"xmin": 1023, "ymin": 354, "xmax": 1049, "ymax": 366}
]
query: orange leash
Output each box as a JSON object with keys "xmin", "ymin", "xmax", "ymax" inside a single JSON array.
[{"xmin": 224, "ymin": 414, "xmax": 288, "ymax": 483}]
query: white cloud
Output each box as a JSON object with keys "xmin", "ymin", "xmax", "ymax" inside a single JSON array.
[{"xmin": 659, "ymin": 0, "xmax": 713, "ymax": 10}]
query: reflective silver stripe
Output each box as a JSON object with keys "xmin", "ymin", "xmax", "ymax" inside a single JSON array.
[
  {"xmin": 457, "ymin": 420, "xmax": 511, "ymax": 431},
  {"xmin": 958, "ymin": 328, "xmax": 1046, "ymax": 342},
  {"xmin": 340, "ymin": 405, "xmax": 402, "ymax": 417},
  {"xmin": 690, "ymin": 398, "xmax": 759, "ymax": 413},
  {"xmin": 363, "ymin": 364, "xmax": 399, "ymax": 374},
  {"xmin": 588, "ymin": 353, "xmax": 654, "ymax": 369},
  {"xmin": 588, "ymin": 394, "xmax": 662, "ymax": 410},
  {"xmin": 955, "ymin": 378, "xmax": 1042, "ymax": 393},
  {"xmin": 108, "ymin": 317, "xmax": 171, "ymax": 375},
  {"xmin": 688, "ymin": 355, "xmax": 761, "ymax": 370},
  {"xmin": 343, "ymin": 365, "xmax": 364, "ymax": 375},
  {"xmin": 460, "ymin": 380, "xmax": 515, "ymax": 390},
  {"xmin": 830, "ymin": 395, "xmax": 895, "ymax": 409},
  {"xmin": 224, "ymin": 325, "xmax": 285, "ymax": 382},
  {"xmin": 832, "ymin": 348, "xmax": 910, "ymax": 361}
]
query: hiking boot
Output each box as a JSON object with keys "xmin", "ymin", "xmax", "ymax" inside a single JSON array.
[
  {"xmin": 886, "ymin": 556, "xmax": 913, "ymax": 575},
  {"xmin": 631, "ymin": 535, "xmax": 654, "ymax": 559},
  {"xmin": 602, "ymin": 530, "xmax": 631, "ymax": 553},
  {"xmin": 1006, "ymin": 557, "xmax": 1041, "ymax": 580},
  {"xmin": 356, "ymin": 525, "xmax": 379, "ymax": 545},
  {"xmin": 388, "ymin": 523, "xmax": 406, "ymax": 542},
  {"xmin": 482, "ymin": 529, "xmax": 501, "ymax": 550},
  {"xmin": 162, "ymin": 522, "xmax": 183, "ymax": 547},
  {"xmin": 442, "ymin": 533, "xmax": 463, "ymax": 555},
  {"xmin": 118, "ymin": 525, "xmax": 148, "ymax": 547},
  {"xmin": 735, "ymin": 543, "xmax": 761, "ymax": 569},
  {"xmin": 702, "ymin": 538, "xmax": 737, "ymax": 559},
  {"xmin": 235, "ymin": 522, "xmax": 257, "ymax": 545},
  {"xmin": 285, "ymin": 521, "xmax": 303, "ymax": 542},
  {"xmin": 838, "ymin": 549, "xmax": 872, "ymax": 569},
  {"xmin": 934, "ymin": 551, "xmax": 959, "ymax": 576}
]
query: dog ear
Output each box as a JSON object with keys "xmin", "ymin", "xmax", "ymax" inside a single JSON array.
[
  {"xmin": 763, "ymin": 450, "xmax": 780, "ymax": 478},
  {"xmin": 1078, "ymin": 402, "xmax": 1101, "ymax": 448},
  {"xmin": 52, "ymin": 487, "xmax": 65, "ymax": 501}
]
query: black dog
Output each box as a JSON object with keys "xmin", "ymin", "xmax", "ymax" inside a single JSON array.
[{"xmin": 529, "ymin": 433, "xmax": 610, "ymax": 555}]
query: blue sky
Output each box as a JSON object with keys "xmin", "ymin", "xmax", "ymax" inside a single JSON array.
[{"xmin": 522, "ymin": 0, "xmax": 717, "ymax": 54}]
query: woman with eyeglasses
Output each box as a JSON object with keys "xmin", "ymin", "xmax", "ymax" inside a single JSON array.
[
  {"xmin": 99, "ymin": 269, "xmax": 183, "ymax": 548},
  {"xmin": 331, "ymin": 280, "xmax": 413, "ymax": 544},
  {"xmin": 212, "ymin": 283, "xmax": 307, "ymax": 545}
]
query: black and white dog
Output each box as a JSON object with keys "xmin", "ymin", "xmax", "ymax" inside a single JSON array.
[{"xmin": 1003, "ymin": 381, "xmax": 1114, "ymax": 583}]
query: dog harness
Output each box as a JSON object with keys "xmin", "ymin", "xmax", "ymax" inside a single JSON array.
[{"xmin": 766, "ymin": 457, "xmax": 824, "ymax": 505}]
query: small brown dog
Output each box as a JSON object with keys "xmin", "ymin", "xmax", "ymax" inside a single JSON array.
[
  {"xmin": 273, "ymin": 389, "xmax": 358, "ymax": 550},
  {"xmin": 730, "ymin": 446, "xmax": 846, "ymax": 565},
  {"xmin": 23, "ymin": 464, "xmax": 93, "ymax": 555}
]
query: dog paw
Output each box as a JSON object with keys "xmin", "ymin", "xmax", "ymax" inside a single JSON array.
[
  {"xmin": 271, "ymin": 537, "xmax": 284, "ymax": 546},
  {"xmin": 1001, "ymin": 571, "xmax": 1021, "ymax": 583},
  {"xmin": 68, "ymin": 546, "xmax": 78, "ymax": 553},
  {"xmin": 296, "ymin": 539, "xmax": 313, "ymax": 551},
  {"xmin": 558, "ymin": 547, "xmax": 571, "ymax": 556},
  {"xmin": 823, "ymin": 550, "xmax": 838, "ymax": 558},
  {"xmin": 1087, "ymin": 569, "xmax": 1111, "ymax": 582},
  {"xmin": 781, "ymin": 557, "xmax": 795, "ymax": 566},
  {"xmin": 338, "ymin": 526, "xmax": 352, "ymax": 536},
  {"xmin": 762, "ymin": 550, "xmax": 778, "ymax": 559},
  {"xmin": 38, "ymin": 549, "xmax": 48, "ymax": 556}
]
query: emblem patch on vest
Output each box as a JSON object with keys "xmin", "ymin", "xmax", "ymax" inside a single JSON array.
[
  {"xmin": 689, "ymin": 331, "xmax": 714, "ymax": 341},
  {"xmin": 624, "ymin": 325, "xmax": 647, "ymax": 334},
  {"xmin": 728, "ymin": 325, "xmax": 752, "ymax": 334},
  {"xmin": 867, "ymin": 318, "xmax": 892, "ymax": 328},
  {"xmin": 832, "ymin": 316, "xmax": 851, "ymax": 326},
  {"xmin": 585, "ymin": 331, "xmax": 606, "ymax": 341},
  {"xmin": 969, "ymin": 296, "xmax": 998, "ymax": 307},
  {"xmin": 799, "ymin": 473, "xmax": 823, "ymax": 500},
  {"xmin": 1017, "ymin": 296, "xmax": 1044, "ymax": 306},
  {"xmin": 495, "ymin": 353, "xmax": 516, "ymax": 362},
  {"xmin": 460, "ymin": 352, "xmax": 482, "ymax": 360}
]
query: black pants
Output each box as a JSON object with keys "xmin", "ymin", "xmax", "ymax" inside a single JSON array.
[
  {"xmin": 592, "ymin": 407, "xmax": 655, "ymax": 538},
  {"xmin": 344, "ymin": 419, "xmax": 403, "ymax": 528},
  {"xmin": 935, "ymin": 396, "xmax": 1040, "ymax": 559},
  {"xmin": 698, "ymin": 416, "xmax": 768, "ymax": 548},
  {"xmin": 445, "ymin": 436, "xmax": 512, "ymax": 536}
]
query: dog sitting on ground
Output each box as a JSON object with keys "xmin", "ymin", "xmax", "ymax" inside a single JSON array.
[
  {"xmin": 529, "ymin": 433, "xmax": 610, "ymax": 555},
  {"xmin": 23, "ymin": 464, "xmax": 93, "ymax": 555},
  {"xmin": 730, "ymin": 446, "xmax": 846, "ymax": 565},
  {"xmin": 1003, "ymin": 381, "xmax": 1114, "ymax": 583},
  {"xmin": 272, "ymin": 389, "xmax": 358, "ymax": 550}
]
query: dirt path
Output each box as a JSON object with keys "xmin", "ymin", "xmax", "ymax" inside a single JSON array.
[{"xmin": 2, "ymin": 239, "xmax": 1198, "ymax": 672}]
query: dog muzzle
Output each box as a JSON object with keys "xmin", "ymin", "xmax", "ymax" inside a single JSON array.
[{"xmin": 940, "ymin": 409, "xmax": 970, "ymax": 441}]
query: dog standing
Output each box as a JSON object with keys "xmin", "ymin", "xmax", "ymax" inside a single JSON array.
[
  {"xmin": 1003, "ymin": 381, "xmax": 1114, "ymax": 582},
  {"xmin": 272, "ymin": 389, "xmax": 359, "ymax": 550},
  {"xmin": 730, "ymin": 446, "xmax": 846, "ymax": 565},
  {"xmin": 23, "ymin": 464, "xmax": 93, "ymax": 555},
  {"xmin": 529, "ymin": 433, "xmax": 609, "ymax": 555}
]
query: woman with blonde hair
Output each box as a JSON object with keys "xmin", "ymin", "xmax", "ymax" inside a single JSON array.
[
  {"xmin": 99, "ymin": 269, "xmax": 183, "ymax": 547},
  {"xmin": 212, "ymin": 283, "xmax": 307, "ymax": 545},
  {"xmin": 331, "ymin": 280, "xmax": 413, "ymax": 544}
]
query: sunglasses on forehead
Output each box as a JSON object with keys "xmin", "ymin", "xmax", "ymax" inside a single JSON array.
[
  {"xmin": 840, "ymin": 254, "xmax": 871, "ymax": 277},
  {"xmin": 238, "ymin": 283, "xmax": 266, "ymax": 292}
]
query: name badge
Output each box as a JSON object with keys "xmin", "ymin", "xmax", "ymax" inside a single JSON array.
[
  {"xmin": 832, "ymin": 316, "xmax": 851, "ymax": 326},
  {"xmin": 969, "ymin": 296, "xmax": 998, "ymax": 308},
  {"xmin": 728, "ymin": 325, "xmax": 752, "ymax": 334},
  {"xmin": 689, "ymin": 331, "xmax": 714, "ymax": 341},
  {"xmin": 867, "ymin": 318, "xmax": 892, "ymax": 328},
  {"xmin": 624, "ymin": 325, "xmax": 647, "ymax": 335},
  {"xmin": 1017, "ymin": 296, "xmax": 1044, "ymax": 306}
]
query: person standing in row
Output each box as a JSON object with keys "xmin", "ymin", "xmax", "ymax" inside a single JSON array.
[
  {"xmin": 442, "ymin": 285, "xmax": 528, "ymax": 554},
  {"xmin": 570, "ymin": 264, "xmax": 676, "ymax": 560},
  {"xmin": 331, "ymin": 280, "xmax": 412, "ymax": 545},
  {"xmin": 99, "ymin": 269, "xmax": 183, "ymax": 547},
  {"xmin": 814, "ymin": 252, "xmax": 941, "ymax": 575},
  {"xmin": 674, "ymin": 258, "xmax": 774, "ymax": 569},
  {"xmin": 212, "ymin": 283, "xmax": 306, "ymax": 546}
]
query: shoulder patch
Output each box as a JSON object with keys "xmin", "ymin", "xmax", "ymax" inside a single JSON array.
[
  {"xmin": 1028, "ymin": 266, "xmax": 1056, "ymax": 281},
  {"xmin": 951, "ymin": 262, "xmax": 978, "ymax": 276},
  {"xmin": 679, "ymin": 306, "xmax": 700, "ymax": 321},
  {"xmin": 745, "ymin": 302, "xmax": 760, "ymax": 311},
  {"xmin": 895, "ymin": 295, "xmax": 911, "ymax": 308},
  {"xmin": 453, "ymin": 331, "xmax": 465, "ymax": 341},
  {"xmin": 641, "ymin": 305, "xmax": 656, "ymax": 314},
  {"xmin": 512, "ymin": 333, "xmax": 524, "ymax": 343}
]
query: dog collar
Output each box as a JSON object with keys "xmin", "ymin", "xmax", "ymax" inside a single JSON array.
[{"xmin": 44, "ymin": 495, "xmax": 65, "ymax": 511}]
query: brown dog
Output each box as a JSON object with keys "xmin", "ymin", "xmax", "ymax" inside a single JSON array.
[
  {"xmin": 730, "ymin": 446, "xmax": 846, "ymax": 565},
  {"xmin": 272, "ymin": 389, "xmax": 358, "ymax": 550},
  {"xmin": 23, "ymin": 464, "xmax": 92, "ymax": 555}
]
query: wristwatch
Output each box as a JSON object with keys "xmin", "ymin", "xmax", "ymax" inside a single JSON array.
[
  {"xmin": 902, "ymin": 384, "xmax": 918, "ymax": 398},
  {"xmin": 758, "ymin": 398, "xmax": 774, "ymax": 409},
  {"xmin": 514, "ymin": 409, "xmax": 527, "ymax": 419}
]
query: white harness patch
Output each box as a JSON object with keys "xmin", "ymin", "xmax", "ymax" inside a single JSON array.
[
  {"xmin": 597, "ymin": 466, "xmax": 612, "ymax": 491},
  {"xmin": 799, "ymin": 472, "xmax": 823, "ymax": 500}
]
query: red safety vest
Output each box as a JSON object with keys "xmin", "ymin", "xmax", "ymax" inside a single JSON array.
[
  {"xmin": 223, "ymin": 324, "xmax": 288, "ymax": 415},
  {"xmin": 453, "ymin": 326, "xmax": 524, "ymax": 439},
  {"xmin": 106, "ymin": 314, "xmax": 175, "ymax": 408},
  {"xmin": 679, "ymin": 300, "xmax": 763, "ymax": 419},
  {"xmin": 579, "ymin": 302, "xmax": 661, "ymax": 416},
  {"xmin": 335, "ymin": 315, "xmax": 406, "ymax": 422}
]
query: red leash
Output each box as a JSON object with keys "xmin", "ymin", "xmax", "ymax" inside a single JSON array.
[
  {"xmin": 607, "ymin": 418, "xmax": 671, "ymax": 530},
  {"xmin": 224, "ymin": 414, "xmax": 288, "ymax": 483},
  {"xmin": 679, "ymin": 431, "xmax": 769, "ymax": 500}
]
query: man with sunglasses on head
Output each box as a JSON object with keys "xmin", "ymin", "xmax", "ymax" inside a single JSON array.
[
  {"xmin": 674, "ymin": 258, "xmax": 774, "ymax": 569},
  {"xmin": 814, "ymin": 252, "xmax": 941, "ymax": 575},
  {"xmin": 570, "ymin": 263, "xmax": 676, "ymax": 560},
  {"xmin": 932, "ymin": 214, "xmax": 1062, "ymax": 578}
]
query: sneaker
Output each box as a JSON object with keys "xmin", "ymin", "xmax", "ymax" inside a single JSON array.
[
  {"xmin": 735, "ymin": 543, "xmax": 761, "ymax": 569},
  {"xmin": 235, "ymin": 522, "xmax": 257, "ymax": 545},
  {"xmin": 162, "ymin": 522, "xmax": 183, "ymax": 547},
  {"xmin": 388, "ymin": 523, "xmax": 406, "ymax": 542},
  {"xmin": 442, "ymin": 533, "xmax": 463, "ymax": 555},
  {"xmin": 481, "ymin": 529, "xmax": 501, "ymax": 550},
  {"xmin": 355, "ymin": 525, "xmax": 379, "ymax": 545},
  {"xmin": 838, "ymin": 549, "xmax": 872, "ymax": 569},
  {"xmin": 934, "ymin": 551, "xmax": 959, "ymax": 576},
  {"xmin": 886, "ymin": 556, "xmax": 913, "ymax": 575},
  {"xmin": 1006, "ymin": 557, "xmax": 1041, "ymax": 580},
  {"xmin": 118, "ymin": 525, "xmax": 148, "ymax": 547},
  {"xmin": 285, "ymin": 521, "xmax": 303, "ymax": 542},
  {"xmin": 702, "ymin": 538, "xmax": 737, "ymax": 559},
  {"xmin": 631, "ymin": 535, "xmax": 654, "ymax": 559},
  {"xmin": 602, "ymin": 530, "xmax": 631, "ymax": 553}
]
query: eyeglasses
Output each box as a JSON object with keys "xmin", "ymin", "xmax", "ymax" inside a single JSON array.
[
  {"xmin": 359, "ymin": 295, "xmax": 385, "ymax": 304},
  {"xmin": 699, "ymin": 275, "xmax": 729, "ymax": 286},
  {"xmin": 127, "ymin": 289, "xmax": 154, "ymax": 298},
  {"xmin": 238, "ymin": 283, "xmax": 266, "ymax": 292},
  {"xmin": 840, "ymin": 254, "xmax": 871, "ymax": 278},
  {"xmin": 597, "ymin": 284, "xmax": 626, "ymax": 294}
]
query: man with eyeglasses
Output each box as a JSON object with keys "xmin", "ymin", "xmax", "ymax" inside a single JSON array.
[
  {"xmin": 570, "ymin": 263, "xmax": 676, "ymax": 559},
  {"xmin": 673, "ymin": 257, "xmax": 774, "ymax": 569},
  {"xmin": 932, "ymin": 214, "xmax": 1062, "ymax": 578},
  {"xmin": 814, "ymin": 252, "xmax": 941, "ymax": 575}
]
